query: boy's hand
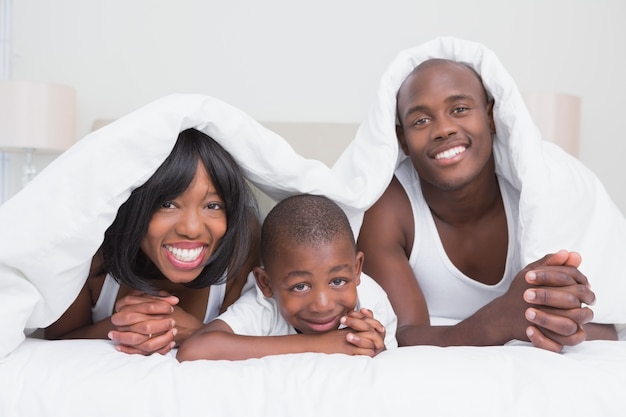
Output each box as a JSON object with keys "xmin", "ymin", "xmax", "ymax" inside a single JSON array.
[{"xmin": 340, "ymin": 308, "xmax": 387, "ymax": 355}]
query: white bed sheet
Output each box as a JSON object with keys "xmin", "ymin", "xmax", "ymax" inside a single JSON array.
[
  {"xmin": 1, "ymin": 36, "xmax": 626, "ymax": 417},
  {"xmin": 1, "ymin": 338, "xmax": 625, "ymax": 417}
]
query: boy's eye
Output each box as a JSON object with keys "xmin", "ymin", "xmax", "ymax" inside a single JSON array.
[
  {"xmin": 329, "ymin": 278, "xmax": 347, "ymax": 287},
  {"xmin": 292, "ymin": 283, "xmax": 310, "ymax": 293}
]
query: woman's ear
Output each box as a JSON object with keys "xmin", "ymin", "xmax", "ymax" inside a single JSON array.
[{"xmin": 253, "ymin": 266, "xmax": 273, "ymax": 298}]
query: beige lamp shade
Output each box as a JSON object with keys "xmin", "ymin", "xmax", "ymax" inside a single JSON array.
[
  {"xmin": 522, "ymin": 92, "xmax": 581, "ymax": 158},
  {"xmin": 0, "ymin": 80, "xmax": 77, "ymax": 152}
]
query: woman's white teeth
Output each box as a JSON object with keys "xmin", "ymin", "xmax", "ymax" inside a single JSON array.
[
  {"xmin": 435, "ymin": 146, "xmax": 466, "ymax": 160},
  {"xmin": 166, "ymin": 246, "xmax": 203, "ymax": 262}
]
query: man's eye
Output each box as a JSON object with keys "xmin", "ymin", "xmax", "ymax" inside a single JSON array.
[
  {"xmin": 453, "ymin": 106, "xmax": 469, "ymax": 114},
  {"xmin": 413, "ymin": 117, "xmax": 428, "ymax": 126}
]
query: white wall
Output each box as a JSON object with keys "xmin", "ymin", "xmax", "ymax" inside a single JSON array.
[{"xmin": 5, "ymin": 0, "xmax": 626, "ymax": 213}]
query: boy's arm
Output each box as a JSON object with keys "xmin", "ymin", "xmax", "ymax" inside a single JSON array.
[{"xmin": 176, "ymin": 319, "xmax": 380, "ymax": 361}]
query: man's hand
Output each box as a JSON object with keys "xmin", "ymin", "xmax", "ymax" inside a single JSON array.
[{"xmin": 516, "ymin": 250, "xmax": 595, "ymax": 352}]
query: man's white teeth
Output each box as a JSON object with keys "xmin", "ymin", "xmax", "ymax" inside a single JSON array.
[
  {"xmin": 435, "ymin": 146, "xmax": 466, "ymax": 160},
  {"xmin": 166, "ymin": 246, "xmax": 203, "ymax": 262}
]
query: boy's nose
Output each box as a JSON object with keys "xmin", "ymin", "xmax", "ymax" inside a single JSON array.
[{"xmin": 310, "ymin": 288, "xmax": 333, "ymax": 313}]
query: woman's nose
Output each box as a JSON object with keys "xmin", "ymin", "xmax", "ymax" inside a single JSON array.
[{"xmin": 176, "ymin": 209, "xmax": 203, "ymax": 238}]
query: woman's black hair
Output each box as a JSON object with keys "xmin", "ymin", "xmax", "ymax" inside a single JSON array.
[{"xmin": 100, "ymin": 128, "xmax": 258, "ymax": 293}]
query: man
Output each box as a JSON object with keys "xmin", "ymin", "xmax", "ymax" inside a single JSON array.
[{"xmin": 357, "ymin": 46, "xmax": 620, "ymax": 352}]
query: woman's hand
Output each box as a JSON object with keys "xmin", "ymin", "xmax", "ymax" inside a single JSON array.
[{"xmin": 108, "ymin": 290, "xmax": 179, "ymax": 355}]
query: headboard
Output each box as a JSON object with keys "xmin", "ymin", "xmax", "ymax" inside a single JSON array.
[{"xmin": 256, "ymin": 121, "xmax": 358, "ymax": 216}]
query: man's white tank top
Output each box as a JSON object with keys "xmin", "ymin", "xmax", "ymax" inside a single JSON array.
[
  {"xmin": 91, "ymin": 273, "xmax": 226, "ymax": 324},
  {"xmin": 394, "ymin": 158, "xmax": 521, "ymax": 322}
]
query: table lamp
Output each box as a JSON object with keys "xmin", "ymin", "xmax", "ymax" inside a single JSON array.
[{"xmin": 0, "ymin": 80, "xmax": 76, "ymax": 187}]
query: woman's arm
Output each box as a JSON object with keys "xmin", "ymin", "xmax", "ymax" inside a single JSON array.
[{"xmin": 44, "ymin": 276, "xmax": 115, "ymax": 340}]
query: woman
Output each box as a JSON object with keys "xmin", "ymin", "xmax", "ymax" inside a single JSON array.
[{"xmin": 45, "ymin": 128, "xmax": 260, "ymax": 355}]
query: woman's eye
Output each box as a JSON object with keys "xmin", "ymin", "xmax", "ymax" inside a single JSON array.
[
  {"xmin": 161, "ymin": 201, "xmax": 176, "ymax": 209},
  {"xmin": 207, "ymin": 202, "xmax": 223, "ymax": 210}
]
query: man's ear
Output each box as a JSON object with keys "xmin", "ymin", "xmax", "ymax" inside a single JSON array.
[
  {"xmin": 396, "ymin": 124, "xmax": 410, "ymax": 156},
  {"xmin": 487, "ymin": 99, "xmax": 496, "ymax": 135},
  {"xmin": 253, "ymin": 266, "xmax": 273, "ymax": 297}
]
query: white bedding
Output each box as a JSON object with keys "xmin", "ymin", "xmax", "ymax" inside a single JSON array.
[
  {"xmin": 1, "ymin": 36, "xmax": 626, "ymax": 417},
  {"xmin": 1, "ymin": 338, "xmax": 625, "ymax": 417}
]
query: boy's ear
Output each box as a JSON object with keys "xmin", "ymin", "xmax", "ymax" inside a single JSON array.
[
  {"xmin": 396, "ymin": 124, "xmax": 410, "ymax": 156},
  {"xmin": 253, "ymin": 266, "xmax": 273, "ymax": 298},
  {"xmin": 354, "ymin": 251, "xmax": 364, "ymax": 286}
]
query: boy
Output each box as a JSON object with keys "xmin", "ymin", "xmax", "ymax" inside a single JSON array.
[{"xmin": 177, "ymin": 194, "xmax": 397, "ymax": 361}]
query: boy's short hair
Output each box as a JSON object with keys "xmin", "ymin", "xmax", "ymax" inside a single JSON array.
[{"xmin": 261, "ymin": 194, "xmax": 354, "ymax": 265}]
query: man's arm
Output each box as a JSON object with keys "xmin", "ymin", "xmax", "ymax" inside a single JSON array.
[
  {"xmin": 357, "ymin": 179, "xmax": 599, "ymax": 351},
  {"xmin": 358, "ymin": 179, "xmax": 502, "ymax": 346}
]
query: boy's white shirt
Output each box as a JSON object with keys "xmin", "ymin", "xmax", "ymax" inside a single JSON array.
[{"xmin": 217, "ymin": 272, "xmax": 398, "ymax": 349}]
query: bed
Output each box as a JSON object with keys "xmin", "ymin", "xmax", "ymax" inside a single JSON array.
[
  {"xmin": 2, "ymin": 37, "xmax": 626, "ymax": 417},
  {"xmin": 3, "ymin": 337, "xmax": 626, "ymax": 416}
]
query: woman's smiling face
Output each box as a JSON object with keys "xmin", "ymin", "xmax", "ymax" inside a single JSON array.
[{"xmin": 140, "ymin": 160, "xmax": 227, "ymax": 284}]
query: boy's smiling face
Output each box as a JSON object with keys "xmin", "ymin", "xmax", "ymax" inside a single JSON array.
[{"xmin": 254, "ymin": 237, "xmax": 363, "ymax": 335}]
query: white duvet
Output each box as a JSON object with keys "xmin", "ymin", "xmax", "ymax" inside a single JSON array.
[
  {"xmin": 1, "ymin": 37, "xmax": 626, "ymax": 417},
  {"xmin": 1, "ymin": 338, "xmax": 625, "ymax": 417}
]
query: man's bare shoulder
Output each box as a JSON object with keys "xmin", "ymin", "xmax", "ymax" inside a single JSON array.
[
  {"xmin": 367, "ymin": 176, "xmax": 411, "ymax": 216},
  {"xmin": 360, "ymin": 176, "xmax": 413, "ymax": 246}
]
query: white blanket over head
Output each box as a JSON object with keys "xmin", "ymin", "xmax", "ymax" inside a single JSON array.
[
  {"xmin": 0, "ymin": 95, "xmax": 393, "ymax": 359},
  {"xmin": 334, "ymin": 36, "xmax": 626, "ymax": 324},
  {"xmin": 1, "ymin": 36, "xmax": 624, "ymax": 360}
]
